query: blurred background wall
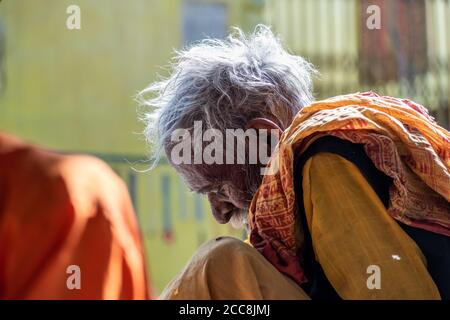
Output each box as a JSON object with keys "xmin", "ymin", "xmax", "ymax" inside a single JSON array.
[
  {"xmin": 0, "ymin": 0, "xmax": 448, "ymax": 294},
  {"xmin": 264, "ymin": 0, "xmax": 450, "ymax": 127}
]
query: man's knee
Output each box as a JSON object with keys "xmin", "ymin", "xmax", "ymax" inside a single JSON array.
[
  {"xmin": 159, "ymin": 237, "xmax": 250, "ymax": 299},
  {"xmin": 193, "ymin": 236, "xmax": 251, "ymax": 268},
  {"xmin": 161, "ymin": 236, "xmax": 309, "ymax": 299},
  {"xmin": 200, "ymin": 236, "xmax": 247, "ymax": 253}
]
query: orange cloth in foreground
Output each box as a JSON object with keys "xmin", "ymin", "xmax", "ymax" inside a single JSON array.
[
  {"xmin": 0, "ymin": 133, "xmax": 149, "ymax": 299},
  {"xmin": 249, "ymin": 92, "xmax": 450, "ymax": 285}
]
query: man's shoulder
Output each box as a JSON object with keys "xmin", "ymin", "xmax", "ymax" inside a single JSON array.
[{"xmin": 293, "ymin": 135, "xmax": 392, "ymax": 208}]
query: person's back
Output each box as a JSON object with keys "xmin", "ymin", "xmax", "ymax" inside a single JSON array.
[{"xmin": 0, "ymin": 133, "xmax": 150, "ymax": 299}]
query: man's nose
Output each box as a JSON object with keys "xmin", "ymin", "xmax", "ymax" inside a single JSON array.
[{"xmin": 207, "ymin": 193, "xmax": 234, "ymax": 224}]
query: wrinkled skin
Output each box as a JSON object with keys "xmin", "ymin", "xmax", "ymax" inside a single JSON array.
[
  {"xmin": 167, "ymin": 118, "xmax": 283, "ymax": 229},
  {"xmin": 173, "ymin": 162, "xmax": 255, "ymax": 226}
]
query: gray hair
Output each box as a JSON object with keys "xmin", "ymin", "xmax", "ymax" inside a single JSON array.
[{"xmin": 138, "ymin": 25, "xmax": 316, "ymax": 167}]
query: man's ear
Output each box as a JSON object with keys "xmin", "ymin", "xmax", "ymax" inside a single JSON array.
[
  {"xmin": 245, "ymin": 118, "xmax": 283, "ymax": 164},
  {"xmin": 245, "ymin": 118, "xmax": 284, "ymax": 135}
]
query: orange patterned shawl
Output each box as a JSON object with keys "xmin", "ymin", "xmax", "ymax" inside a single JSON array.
[{"xmin": 248, "ymin": 92, "xmax": 450, "ymax": 285}]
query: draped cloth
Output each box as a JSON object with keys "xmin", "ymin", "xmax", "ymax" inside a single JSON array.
[
  {"xmin": 248, "ymin": 92, "xmax": 450, "ymax": 285},
  {"xmin": 0, "ymin": 133, "xmax": 150, "ymax": 299}
]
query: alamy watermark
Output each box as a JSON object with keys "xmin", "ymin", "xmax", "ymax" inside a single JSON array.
[
  {"xmin": 66, "ymin": 5, "xmax": 81, "ymax": 30},
  {"xmin": 66, "ymin": 264, "xmax": 81, "ymax": 290},
  {"xmin": 366, "ymin": 264, "xmax": 381, "ymax": 290},
  {"xmin": 170, "ymin": 121, "xmax": 281, "ymax": 175},
  {"xmin": 366, "ymin": 4, "xmax": 381, "ymax": 30}
]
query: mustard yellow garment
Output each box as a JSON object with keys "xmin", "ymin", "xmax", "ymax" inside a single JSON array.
[
  {"xmin": 160, "ymin": 237, "xmax": 309, "ymax": 300},
  {"xmin": 303, "ymin": 152, "xmax": 440, "ymax": 299}
]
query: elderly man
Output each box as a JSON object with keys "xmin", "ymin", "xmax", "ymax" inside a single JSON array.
[{"xmin": 139, "ymin": 26, "xmax": 450, "ymax": 300}]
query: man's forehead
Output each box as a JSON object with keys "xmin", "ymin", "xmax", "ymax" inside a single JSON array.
[{"xmin": 175, "ymin": 163, "xmax": 218, "ymax": 189}]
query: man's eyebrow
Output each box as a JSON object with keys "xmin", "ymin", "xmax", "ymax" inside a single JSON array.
[
  {"xmin": 187, "ymin": 185, "xmax": 206, "ymax": 194},
  {"xmin": 197, "ymin": 186, "xmax": 213, "ymax": 194},
  {"xmin": 192, "ymin": 185, "xmax": 217, "ymax": 194}
]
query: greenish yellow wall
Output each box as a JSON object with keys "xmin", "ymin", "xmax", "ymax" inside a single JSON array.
[
  {"xmin": 0, "ymin": 0, "xmax": 264, "ymax": 294},
  {"xmin": 0, "ymin": 0, "xmax": 181, "ymax": 153},
  {"xmin": 263, "ymin": 0, "xmax": 450, "ymax": 114}
]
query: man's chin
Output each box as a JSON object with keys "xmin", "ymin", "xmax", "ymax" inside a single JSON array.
[{"xmin": 229, "ymin": 210, "xmax": 248, "ymax": 231}]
